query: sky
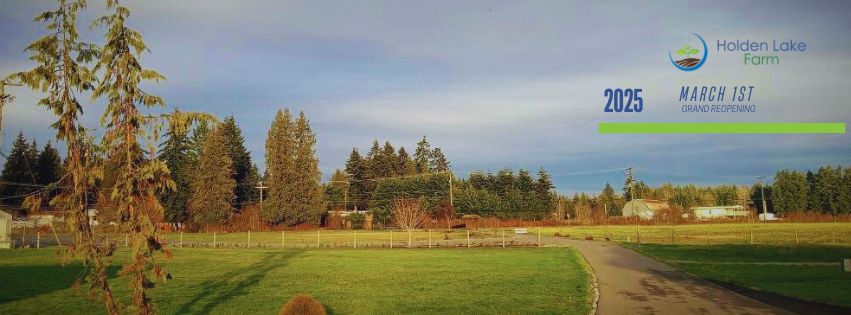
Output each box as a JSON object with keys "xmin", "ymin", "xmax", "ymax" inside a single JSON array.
[{"xmin": 2, "ymin": 0, "xmax": 850, "ymax": 194}]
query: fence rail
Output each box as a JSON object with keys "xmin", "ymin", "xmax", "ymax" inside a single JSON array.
[{"xmin": 7, "ymin": 223, "xmax": 851, "ymax": 249}]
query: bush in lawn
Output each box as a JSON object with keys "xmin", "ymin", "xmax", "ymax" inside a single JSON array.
[{"xmin": 280, "ymin": 294, "xmax": 326, "ymax": 315}]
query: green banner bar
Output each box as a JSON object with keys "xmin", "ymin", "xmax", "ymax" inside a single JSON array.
[{"xmin": 599, "ymin": 122, "xmax": 846, "ymax": 134}]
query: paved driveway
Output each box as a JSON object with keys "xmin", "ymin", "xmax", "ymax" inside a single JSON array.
[{"xmin": 558, "ymin": 239, "xmax": 792, "ymax": 315}]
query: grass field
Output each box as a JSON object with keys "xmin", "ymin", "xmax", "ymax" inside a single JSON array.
[
  {"xmin": 623, "ymin": 243, "xmax": 851, "ymax": 307},
  {"xmin": 541, "ymin": 222, "xmax": 851, "ymax": 246},
  {"xmin": 0, "ymin": 248, "xmax": 593, "ymax": 315}
]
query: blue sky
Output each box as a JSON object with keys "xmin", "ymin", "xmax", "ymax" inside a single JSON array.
[{"xmin": 2, "ymin": 0, "xmax": 850, "ymax": 194}]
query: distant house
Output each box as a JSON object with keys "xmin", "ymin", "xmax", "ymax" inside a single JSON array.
[
  {"xmin": 690, "ymin": 205, "xmax": 750, "ymax": 220},
  {"xmin": 621, "ymin": 199, "xmax": 672, "ymax": 220}
]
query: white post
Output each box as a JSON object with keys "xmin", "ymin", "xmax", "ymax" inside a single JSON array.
[
  {"xmin": 428, "ymin": 230, "xmax": 432, "ymax": 249},
  {"xmin": 750, "ymin": 228, "xmax": 754, "ymax": 245},
  {"xmin": 502, "ymin": 229, "xmax": 505, "ymax": 248},
  {"xmin": 538, "ymin": 227, "xmax": 541, "ymax": 248},
  {"xmin": 37, "ymin": 232, "xmax": 40, "ymax": 249},
  {"xmin": 390, "ymin": 230, "xmax": 393, "ymax": 249},
  {"xmin": 408, "ymin": 230, "xmax": 412, "ymax": 248},
  {"xmin": 467, "ymin": 229, "xmax": 470, "ymax": 248},
  {"xmin": 247, "ymin": 230, "xmax": 251, "ymax": 248},
  {"xmin": 281, "ymin": 230, "xmax": 285, "ymax": 248},
  {"xmin": 795, "ymin": 227, "xmax": 799, "ymax": 245},
  {"xmin": 316, "ymin": 230, "xmax": 320, "ymax": 248},
  {"xmin": 213, "ymin": 231, "xmax": 217, "ymax": 247},
  {"xmin": 354, "ymin": 230, "xmax": 357, "ymax": 248},
  {"xmin": 180, "ymin": 231, "xmax": 184, "ymax": 248}
]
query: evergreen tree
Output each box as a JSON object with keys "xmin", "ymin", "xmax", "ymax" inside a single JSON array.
[
  {"xmin": 158, "ymin": 114, "xmax": 193, "ymax": 225},
  {"xmin": 600, "ymin": 182, "xmax": 619, "ymax": 216},
  {"xmin": 429, "ymin": 147, "xmax": 450, "ymax": 172},
  {"xmin": 535, "ymin": 167, "xmax": 555, "ymax": 212},
  {"xmin": 219, "ymin": 116, "xmax": 253, "ymax": 207},
  {"xmin": 772, "ymin": 170, "xmax": 808, "ymax": 213},
  {"xmin": 36, "ymin": 141, "xmax": 62, "ymax": 185},
  {"xmin": 1, "ymin": 132, "xmax": 39, "ymax": 198},
  {"xmin": 188, "ymin": 125, "xmax": 235, "ymax": 225},
  {"xmin": 26, "ymin": 139, "xmax": 39, "ymax": 179},
  {"xmin": 345, "ymin": 149, "xmax": 367, "ymax": 210},
  {"xmin": 813, "ymin": 166, "xmax": 842, "ymax": 214},
  {"xmin": 397, "ymin": 147, "xmax": 415, "ymax": 175},
  {"xmin": 413, "ymin": 136, "xmax": 431, "ymax": 174},
  {"xmin": 380, "ymin": 141, "xmax": 398, "ymax": 177},
  {"xmin": 806, "ymin": 170, "xmax": 817, "ymax": 210},
  {"xmin": 92, "ymin": 2, "xmax": 176, "ymax": 310},
  {"xmin": 291, "ymin": 111, "xmax": 325, "ymax": 225},
  {"xmin": 838, "ymin": 168, "xmax": 851, "ymax": 215},
  {"xmin": 9, "ymin": 0, "xmax": 117, "ymax": 311},
  {"xmin": 517, "ymin": 169, "xmax": 534, "ymax": 194},
  {"xmin": 263, "ymin": 109, "xmax": 295, "ymax": 224}
]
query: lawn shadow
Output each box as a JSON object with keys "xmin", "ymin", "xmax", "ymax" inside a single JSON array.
[
  {"xmin": 0, "ymin": 261, "xmax": 121, "ymax": 303},
  {"xmin": 174, "ymin": 250, "xmax": 303, "ymax": 315}
]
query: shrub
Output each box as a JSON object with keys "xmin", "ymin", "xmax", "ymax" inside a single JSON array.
[{"xmin": 279, "ymin": 294, "xmax": 326, "ymax": 315}]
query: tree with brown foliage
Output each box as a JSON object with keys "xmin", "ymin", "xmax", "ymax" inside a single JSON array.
[{"xmin": 8, "ymin": 0, "xmax": 119, "ymax": 312}]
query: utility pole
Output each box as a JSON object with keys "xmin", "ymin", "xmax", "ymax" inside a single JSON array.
[
  {"xmin": 625, "ymin": 167, "xmax": 635, "ymax": 217},
  {"xmin": 758, "ymin": 176, "xmax": 767, "ymax": 223},
  {"xmin": 255, "ymin": 181, "xmax": 268, "ymax": 205},
  {"xmin": 0, "ymin": 80, "xmax": 18, "ymax": 149}
]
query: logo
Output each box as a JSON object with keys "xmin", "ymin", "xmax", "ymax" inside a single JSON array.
[{"xmin": 669, "ymin": 33, "xmax": 708, "ymax": 71}]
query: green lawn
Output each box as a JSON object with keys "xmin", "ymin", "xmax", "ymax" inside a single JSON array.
[
  {"xmin": 541, "ymin": 222, "xmax": 851, "ymax": 245},
  {"xmin": 624, "ymin": 243, "xmax": 851, "ymax": 307},
  {"xmin": 0, "ymin": 248, "xmax": 592, "ymax": 314}
]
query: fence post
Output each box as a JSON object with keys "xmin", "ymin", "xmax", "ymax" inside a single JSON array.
[
  {"xmin": 831, "ymin": 231, "xmax": 835, "ymax": 244},
  {"xmin": 750, "ymin": 227, "xmax": 754, "ymax": 245},
  {"xmin": 247, "ymin": 230, "xmax": 251, "ymax": 248},
  {"xmin": 316, "ymin": 230, "xmax": 320, "ymax": 248},
  {"xmin": 538, "ymin": 227, "xmax": 541, "ymax": 248},
  {"xmin": 795, "ymin": 227, "xmax": 799, "ymax": 245},
  {"xmin": 213, "ymin": 231, "xmax": 217, "ymax": 248},
  {"xmin": 281, "ymin": 230, "xmax": 285, "ymax": 248},
  {"xmin": 428, "ymin": 229, "xmax": 432, "ymax": 249},
  {"xmin": 670, "ymin": 227, "xmax": 674, "ymax": 245},
  {"xmin": 354, "ymin": 230, "xmax": 357, "ymax": 248},
  {"xmin": 37, "ymin": 232, "xmax": 40, "ymax": 249},
  {"xmin": 390, "ymin": 230, "xmax": 393, "ymax": 249},
  {"xmin": 502, "ymin": 229, "xmax": 505, "ymax": 248},
  {"xmin": 180, "ymin": 231, "xmax": 184, "ymax": 248},
  {"xmin": 467, "ymin": 230, "xmax": 470, "ymax": 248},
  {"xmin": 408, "ymin": 230, "xmax": 412, "ymax": 248},
  {"xmin": 707, "ymin": 231, "xmax": 711, "ymax": 245}
]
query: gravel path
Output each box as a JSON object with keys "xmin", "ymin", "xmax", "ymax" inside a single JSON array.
[{"xmin": 554, "ymin": 238, "xmax": 793, "ymax": 315}]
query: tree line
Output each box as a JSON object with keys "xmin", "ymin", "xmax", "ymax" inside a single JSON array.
[{"xmin": 0, "ymin": 132, "xmax": 63, "ymax": 209}]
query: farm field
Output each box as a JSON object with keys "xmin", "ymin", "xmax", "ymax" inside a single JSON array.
[
  {"xmin": 0, "ymin": 248, "xmax": 593, "ymax": 315},
  {"xmin": 624, "ymin": 243, "xmax": 851, "ymax": 308}
]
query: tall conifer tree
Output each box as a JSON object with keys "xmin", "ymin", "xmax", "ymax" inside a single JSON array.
[
  {"xmin": 263, "ymin": 109, "xmax": 295, "ymax": 224},
  {"xmin": 188, "ymin": 125, "xmax": 235, "ymax": 225}
]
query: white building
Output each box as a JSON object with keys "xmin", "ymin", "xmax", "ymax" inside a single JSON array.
[
  {"xmin": 621, "ymin": 199, "xmax": 673, "ymax": 220},
  {"xmin": 690, "ymin": 205, "xmax": 750, "ymax": 220}
]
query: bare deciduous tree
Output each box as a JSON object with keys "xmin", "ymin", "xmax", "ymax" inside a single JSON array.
[{"xmin": 392, "ymin": 198, "xmax": 427, "ymax": 231}]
